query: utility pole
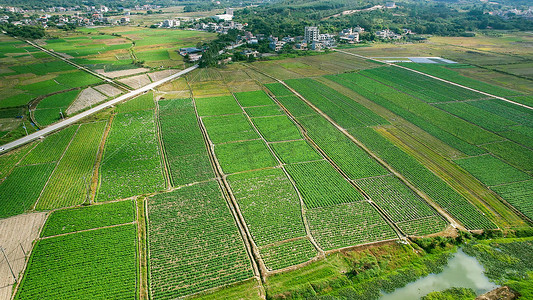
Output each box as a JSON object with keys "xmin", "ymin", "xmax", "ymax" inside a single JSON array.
[
  {"xmin": 0, "ymin": 247, "xmax": 16, "ymax": 283},
  {"xmin": 60, "ymin": 109, "xmax": 64, "ymax": 119}
]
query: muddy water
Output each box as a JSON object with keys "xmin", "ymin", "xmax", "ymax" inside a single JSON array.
[{"xmin": 380, "ymin": 248, "xmax": 498, "ymax": 299}]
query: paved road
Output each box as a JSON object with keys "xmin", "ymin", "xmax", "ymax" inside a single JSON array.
[
  {"xmin": 0, "ymin": 65, "xmax": 198, "ymax": 154},
  {"xmin": 334, "ymin": 49, "xmax": 533, "ymax": 111}
]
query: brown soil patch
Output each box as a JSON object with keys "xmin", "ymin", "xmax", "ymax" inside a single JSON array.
[
  {"xmin": 93, "ymin": 84, "xmax": 122, "ymax": 97},
  {"xmin": 66, "ymin": 87, "xmax": 107, "ymax": 115},
  {"xmin": 119, "ymin": 74, "xmax": 152, "ymax": 89},
  {"xmin": 0, "ymin": 212, "xmax": 47, "ymax": 300}
]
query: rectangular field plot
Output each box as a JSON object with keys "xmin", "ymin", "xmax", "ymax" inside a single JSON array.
[
  {"xmin": 350, "ymin": 127, "xmax": 496, "ymax": 230},
  {"xmin": 285, "ymin": 161, "xmax": 364, "ymax": 208},
  {"xmin": 40, "ymin": 200, "xmax": 135, "ymax": 237},
  {"xmin": 271, "ymin": 140, "xmax": 323, "ymax": 164},
  {"xmin": 251, "ymin": 115, "xmax": 302, "ymax": 142},
  {"xmin": 285, "ymin": 78, "xmax": 388, "ymax": 129},
  {"xmin": 455, "ymin": 155, "xmax": 530, "ymax": 186},
  {"xmin": 234, "ymin": 90, "xmax": 275, "ymax": 107},
  {"xmin": 202, "ymin": 113, "xmax": 259, "ymax": 144},
  {"xmin": 481, "ymin": 141, "xmax": 533, "ymax": 173},
  {"xmin": 362, "ymin": 66, "xmax": 483, "ymax": 103},
  {"xmin": 306, "ymin": 202, "xmax": 397, "ymax": 251},
  {"xmin": 396, "ymin": 215, "xmax": 450, "ymax": 237},
  {"xmin": 147, "ymin": 182, "xmax": 254, "ymax": 299},
  {"xmin": 299, "ymin": 115, "xmax": 389, "ymax": 179},
  {"xmin": 434, "ymin": 102, "xmax": 518, "ymax": 132},
  {"xmin": 36, "ymin": 122, "xmax": 106, "ymax": 209},
  {"xmin": 195, "ymin": 95, "xmax": 241, "ymax": 116},
  {"xmin": 97, "ymin": 110, "xmax": 165, "ymax": 201},
  {"xmin": 15, "ymin": 224, "xmax": 137, "ymax": 300},
  {"xmin": 491, "ymin": 180, "xmax": 533, "ymax": 220},
  {"xmin": 265, "ymin": 83, "xmax": 293, "ymax": 97},
  {"xmin": 19, "ymin": 126, "xmax": 77, "ymax": 166},
  {"xmin": 227, "ymin": 168, "xmax": 306, "ymax": 246},
  {"xmin": 215, "ymin": 140, "xmax": 278, "ymax": 174},
  {"xmin": 0, "ymin": 163, "xmax": 55, "ymax": 218},
  {"xmin": 259, "ymin": 238, "xmax": 317, "ymax": 271},
  {"xmin": 159, "ymin": 99, "xmax": 213, "ymax": 185},
  {"xmin": 245, "ymin": 105, "xmax": 283, "ymax": 117},
  {"xmin": 469, "ymin": 99, "xmax": 533, "ymax": 129},
  {"xmin": 355, "ymin": 175, "xmax": 447, "ymax": 236},
  {"xmin": 117, "ymin": 91, "xmax": 155, "ymax": 113},
  {"xmin": 276, "ymin": 95, "xmax": 316, "ymax": 118}
]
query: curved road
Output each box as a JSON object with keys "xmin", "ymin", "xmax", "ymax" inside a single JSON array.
[{"xmin": 0, "ymin": 65, "xmax": 198, "ymax": 154}]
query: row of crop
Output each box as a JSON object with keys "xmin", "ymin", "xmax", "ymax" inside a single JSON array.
[
  {"xmin": 15, "ymin": 224, "xmax": 137, "ymax": 300},
  {"xmin": 284, "ymin": 160, "xmax": 365, "ymax": 208},
  {"xmin": 498, "ymin": 126, "xmax": 533, "ymax": 151},
  {"xmin": 481, "ymin": 140, "xmax": 533, "ymax": 174},
  {"xmin": 270, "ymin": 140, "xmax": 323, "ymax": 164},
  {"xmin": 202, "ymin": 113, "xmax": 260, "ymax": 144},
  {"xmin": 329, "ymin": 73, "xmax": 485, "ymax": 156},
  {"xmin": 349, "ymin": 127, "xmax": 496, "ymax": 230},
  {"xmin": 159, "ymin": 99, "xmax": 214, "ymax": 185},
  {"xmin": 40, "ymin": 200, "xmax": 135, "ymax": 237},
  {"xmin": 434, "ymin": 102, "xmax": 518, "ymax": 133},
  {"xmin": 259, "ymin": 238, "xmax": 317, "ymax": 271},
  {"xmin": 251, "ymin": 115, "xmax": 303, "ymax": 142},
  {"xmin": 214, "ymin": 139, "xmax": 278, "ymax": 174},
  {"xmin": 328, "ymin": 72, "xmax": 500, "ymax": 148},
  {"xmin": 284, "ymin": 78, "xmax": 387, "ymax": 129},
  {"xmin": 37, "ymin": 122, "xmax": 106, "ymax": 209},
  {"xmin": 306, "ymin": 201, "xmax": 398, "ymax": 251},
  {"xmin": 97, "ymin": 109, "xmax": 165, "ymax": 201},
  {"xmin": 298, "ymin": 115, "xmax": 389, "ymax": 179},
  {"xmin": 19, "ymin": 125, "xmax": 77, "ymax": 166},
  {"xmin": 147, "ymin": 181, "xmax": 254, "ymax": 299},
  {"xmin": 362, "ymin": 66, "xmax": 483, "ymax": 103},
  {"xmin": 454, "ymin": 155, "xmax": 530, "ymax": 187},
  {"xmin": 0, "ymin": 163, "xmax": 56, "ymax": 218},
  {"xmin": 491, "ymin": 180, "xmax": 533, "ymax": 221},
  {"xmin": 397, "ymin": 63, "xmax": 522, "ymax": 98},
  {"xmin": 355, "ymin": 175, "xmax": 447, "ymax": 235},
  {"xmin": 227, "ymin": 168, "xmax": 307, "ymax": 246},
  {"xmin": 396, "ymin": 215, "xmax": 449, "ymax": 237}
]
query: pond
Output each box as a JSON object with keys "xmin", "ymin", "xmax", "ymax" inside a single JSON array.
[{"xmin": 380, "ymin": 248, "xmax": 498, "ymax": 299}]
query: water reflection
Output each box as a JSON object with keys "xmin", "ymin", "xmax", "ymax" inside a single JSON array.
[{"xmin": 380, "ymin": 248, "xmax": 498, "ymax": 299}]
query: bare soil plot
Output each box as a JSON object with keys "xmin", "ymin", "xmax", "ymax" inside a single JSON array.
[
  {"xmin": 147, "ymin": 69, "xmax": 179, "ymax": 82},
  {"xmin": 66, "ymin": 87, "xmax": 107, "ymax": 115},
  {"xmin": 0, "ymin": 212, "xmax": 47, "ymax": 300},
  {"xmin": 93, "ymin": 84, "xmax": 122, "ymax": 97},
  {"xmin": 96, "ymin": 67, "xmax": 149, "ymax": 78},
  {"xmin": 118, "ymin": 74, "xmax": 151, "ymax": 89}
]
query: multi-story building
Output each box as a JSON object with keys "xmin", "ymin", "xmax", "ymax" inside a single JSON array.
[{"xmin": 304, "ymin": 26, "xmax": 319, "ymax": 43}]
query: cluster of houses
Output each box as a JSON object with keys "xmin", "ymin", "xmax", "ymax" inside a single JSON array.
[{"xmin": 489, "ymin": 7, "xmax": 533, "ymax": 20}]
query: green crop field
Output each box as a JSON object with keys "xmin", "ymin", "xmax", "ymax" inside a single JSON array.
[
  {"xmin": 97, "ymin": 109, "xmax": 165, "ymax": 201},
  {"xmin": 159, "ymin": 99, "xmax": 214, "ymax": 186},
  {"xmin": 37, "ymin": 122, "xmax": 106, "ymax": 209},
  {"xmin": 251, "ymin": 115, "xmax": 302, "ymax": 142},
  {"xmin": 214, "ymin": 140, "xmax": 278, "ymax": 173},
  {"xmin": 298, "ymin": 115, "xmax": 389, "ymax": 179},
  {"xmin": 41, "ymin": 200, "xmax": 135, "ymax": 237},
  {"xmin": 202, "ymin": 113, "xmax": 259, "ymax": 144},
  {"xmin": 118, "ymin": 91, "xmax": 155, "ymax": 113},
  {"xmin": 306, "ymin": 201, "xmax": 397, "ymax": 251},
  {"xmin": 491, "ymin": 180, "xmax": 533, "ymax": 220},
  {"xmin": 234, "ymin": 90, "xmax": 275, "ymax": 107},
  {"xmin": 228, "ymin": 168, "xmax": 307, "ymax": 246},
  {"xmin": 244, "ymin": 105, "xmax": 284, "ymax": 117},
  {"xmin": 0, "ymin": 163, "xmax": 56, "ymax": 218},
  {"xmin": 349, "ymin": 127, "xmax": 495, "ymax": 230},
  {"xmin": 195, "ymin": 95, "xmax": 242, "ymax": 116},
  {"xmin": 355, "ymin": 175, "xmax": 447, "ymax": 236},
  {"xmin": 148, "ymin": 181, "xmax": 254, "ymax": 299},
  {"xmin": 285, "ymin": 160, "xmax": 364, "ymax": 208},
  {"xmin": 455, "ymin": 155, "xmax": 530, "ymax": 186},
  {"xmin": 15, "ymin": 225, "xmax": 137, "ymax": 300},
  {"xmin": 259, "ymin": 238, "xmax": 317, "ymax": 271},
  {"xmin": 271, "ymin": 140, "xmax": 323, "ymax": 164},
  {"xmin": 19, "ymin": 126, "xmax": 77, "ymax": 165}
]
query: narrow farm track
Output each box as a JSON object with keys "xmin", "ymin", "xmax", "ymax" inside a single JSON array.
[
  {"xmin": 38, "ymin": 221, "xmax": 135, "ymax": 240},
  {"xmin": 230, "ymin": 91, "xmax": 326, "ymax": 265},
  {"xmin": 136, "ymin": 197, "xmax": 149, "ymax": 300},
  {"xmin": 153, "ymin": 101, "xmax": 173, "ymax": 189},
  {"xmin": 89, "ymin": 115, "xmax": 114, "ymax": 204},
  {"xmin": 246, "ymin": 64, "xmax": 464, "ymax": 231},
  {"xmin": 0, "ymin": 65, "xmax": 199, "ymax": 154},
  {"xmin": 189, "ymin": 84, "xmax": 265, "ymax": 296},
  {"xmin": 333, "ymin": 49, "xmax": 533, "ymax": 111}
]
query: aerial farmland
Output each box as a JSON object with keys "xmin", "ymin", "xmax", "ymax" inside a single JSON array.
[{"xmin": 0, "ymin": 1, "xmax": 532, "ymax": 299}]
